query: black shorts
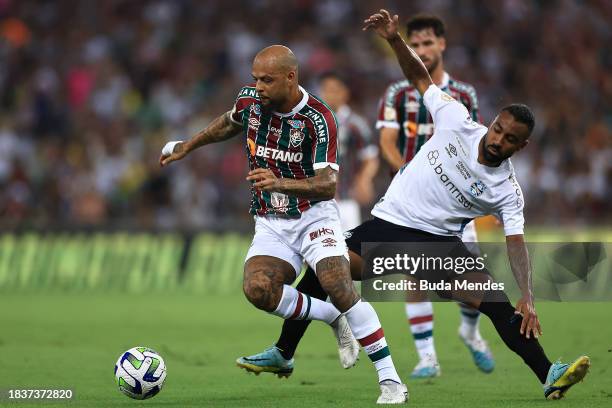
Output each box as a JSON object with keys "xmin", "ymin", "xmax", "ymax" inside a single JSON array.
[
  {"xmin": 345, "ymin": 217, "xmax": 490, "ymax": 287},
  {"xmin": 345, "ymin": 217, "xmax": 461, "ymax": 254}
]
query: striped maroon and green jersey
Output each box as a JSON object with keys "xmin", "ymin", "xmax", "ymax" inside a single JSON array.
[
  {"xmin": 376, "ymin": 73, "xmax": 480, "ymax": 164},
  {"xmin": 230, "ymin": 84, "xmax": 338, "ymax": 217}
]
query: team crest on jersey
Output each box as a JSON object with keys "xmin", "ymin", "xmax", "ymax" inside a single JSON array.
[
  {"xmin": 250, "ymin": 104, "xmax": 261, "ymax": 115},
  {"xmin": 469, "ymin": 180, "xmax": 487, "ymax": 197},
  {"xmin": 288, "ymin": 120, "xmax": 306, "ymax": 147},
  {"xmin": 270, "ymin": 192, "xmax": 289, "ymax": 212}
]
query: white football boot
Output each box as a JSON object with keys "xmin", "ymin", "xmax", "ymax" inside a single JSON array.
[
  {"xmin": 331, "ymin": 315, "xmax": 360, "ymax": 369},
  {"xmin": 377, "ymin": 380, "xmax": 409, "ymax": 404}
]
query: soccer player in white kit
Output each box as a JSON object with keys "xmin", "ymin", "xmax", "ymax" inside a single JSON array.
[
  {"xmin": 354, "ymin": 9, "xmax": 588, "ymax": 400},
  {"xmin": 237, "ymin": 10, "xmax": 591, "ymax": 401},
  {"xmin": 375, "ymin": 14, "xmax": 492, "ymax": 378}
]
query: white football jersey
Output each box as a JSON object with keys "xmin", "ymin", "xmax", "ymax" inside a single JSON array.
[{"xmin": 372, "ymin": 84, "xmax": 525, "ymax": 237}]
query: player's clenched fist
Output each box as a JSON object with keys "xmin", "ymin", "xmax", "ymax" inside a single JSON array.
[
  {"xmin": 246, "ymin": 168, "xmax": 280, "ymax": 191},
  {"xmin": 159, "ymin": 141, "xmax": 188, "ymax": 167},
  {"xmin": 362, "ymin": 9, "xmax": 400, "ymax": 39}
]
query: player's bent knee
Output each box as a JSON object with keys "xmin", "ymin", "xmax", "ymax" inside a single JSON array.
[{"xmin": 242, "ymin": 274, "xmax": 281, "ymax": 312}]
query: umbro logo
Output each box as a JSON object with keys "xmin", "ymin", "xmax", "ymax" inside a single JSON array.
[
  {"xmin": 321, "ymin": 238, "xmax": 337, "ymax": 247},
  {"xmin": 248, "ymin": 117, "xmax": 260, "ymax": 131}
]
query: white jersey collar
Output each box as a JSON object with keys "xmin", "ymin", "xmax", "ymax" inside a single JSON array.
[{"xmin": 274, "ymin": 85, "xmax": 309, "ymax": 117}]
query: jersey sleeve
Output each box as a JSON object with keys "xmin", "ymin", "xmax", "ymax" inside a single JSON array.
[
  {"xmin": 423, "ymin": 84, "xmax": 478, "ymax": 131},
  {"xmin": 497, "ymin": 174, "xmax": 525, "ymax": 236},
  {"xmin": 229, "ymin": 85, "xmax": 258, "ymax": 126},
  {"xmin": 311, "ymin": 109, "xmax": 339, "ymax": 171},
  {"xmin": 375, "ymin": 84, "xmax": 402, "ymax": 130}
]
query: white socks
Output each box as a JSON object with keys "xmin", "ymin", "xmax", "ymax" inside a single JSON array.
[
  {"xmin": 346, "ymin": 300, "xmax": 401, "ymax": 384},
  {"xmin": 405, "ymin": 302, "xmax": 437, "ymax": 363},
  {"xmin": 459, "ymin": 303, "xmax": 482, "ymax": 340},
  {"xmin": 271, "ymin": 284, "xmax": 340, "ymax": 324}
]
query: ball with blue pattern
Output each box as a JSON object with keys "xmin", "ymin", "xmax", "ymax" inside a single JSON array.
[{"xmin": 114, "ymin": 347, "xmax": 167, "ymax": 399}]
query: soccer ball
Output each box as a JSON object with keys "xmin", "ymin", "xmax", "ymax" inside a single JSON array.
[{"xmin": 114, "ymin": 347, "xmax": 167, "ymax": 399}]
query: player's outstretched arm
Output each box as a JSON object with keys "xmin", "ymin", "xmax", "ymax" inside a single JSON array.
[
  {"xmin": 159, "ymin": 111, "xmax": 242, "ymax": 167},
  {"xmin": 246, "ymin": 166, "xmax": 337, "ymax": 200},
  {"xmin": 506, "ymin": 234, "xmax": 543, "ymax": 339},
  {"xmin": 363, "ymin": 9, "xmax": 433, "ymax": 96}
]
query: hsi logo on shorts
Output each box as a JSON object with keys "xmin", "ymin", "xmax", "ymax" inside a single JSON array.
[{"xmin": 309, "ymin": 227, "xmax": 334, "ymax": 241}]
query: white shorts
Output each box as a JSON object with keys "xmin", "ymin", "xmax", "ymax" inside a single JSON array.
[
  {"xmin": 337, "ymin": 199, "xmax": 361, "ymax": 232},
  {"xmin": 461, "ymin": 220, "xmax": 478, "ymax": 243},
  {"xmin": 245, "ymin": 200, "xmax": 349, "ymax": 277},
  {"xmin": 461, "ymin": 220, "xmax": 480, "ymax": 255}
]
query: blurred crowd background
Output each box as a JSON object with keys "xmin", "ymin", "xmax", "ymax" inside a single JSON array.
[{"xmin": 0, "ymin": 0, "xmax": 610, "ymax": 230}]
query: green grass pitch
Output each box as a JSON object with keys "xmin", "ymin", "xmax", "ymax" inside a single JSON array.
[{"xmin": 0, "ymin": 292, "xmax": 609, "ymax": 407}]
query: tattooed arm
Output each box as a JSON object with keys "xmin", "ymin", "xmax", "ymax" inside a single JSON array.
[
  {"xmin": 506, "ymin": 234, "xmax": 542, "ymax": 339},
  {"xmin": 246, "ymin": 166, "xmax": 337, "ymax": 200},
  {"xmin": 159, "ymin": 111, "xmax": 242, "ymax": 166}
]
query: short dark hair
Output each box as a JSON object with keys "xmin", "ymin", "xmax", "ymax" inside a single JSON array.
[
  {"xmin": 406, "ymin": 14, "xmax": 445, "ymax": 37},
  {"xmin": 501, "ymin": 104, "xmax": 535, "ymax": 134}
]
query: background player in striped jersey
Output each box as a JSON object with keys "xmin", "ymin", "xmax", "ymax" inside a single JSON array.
[
  {"xmin": 376, "ymin": 14, "xmax": 494, "ymax": 378},
  {"xmin": 160, "ymin": 45, "xmax": 407, "ymax": 404},
  {"xmin": 319, "ymin": 72, "xmax": 379, "ymax": 231}
]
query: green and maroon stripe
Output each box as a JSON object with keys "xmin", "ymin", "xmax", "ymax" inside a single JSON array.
[{"xmin": 358, "ymin": 328, "xmax": 391, "ymax": 362}]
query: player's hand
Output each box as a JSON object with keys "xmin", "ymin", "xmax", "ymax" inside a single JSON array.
[
  {"xmin": 160, "ymin": 141, "xmax": 188, "ymax": 167},
  {"xmin": 362, "ymin": 9, "xmax": 400, "ymax": 40},
  {"xmin": 514, "ymin": 295, "xmax": 543, "ymax": 339},
  {"xmin": 246, "ymin": 168, "xmax": 280, "ymax": 191}
]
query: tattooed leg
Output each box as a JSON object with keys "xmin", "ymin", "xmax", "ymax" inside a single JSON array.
[{"xmin": 315, "ymin": 256, "xmax": 359, "ymax": 313}]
